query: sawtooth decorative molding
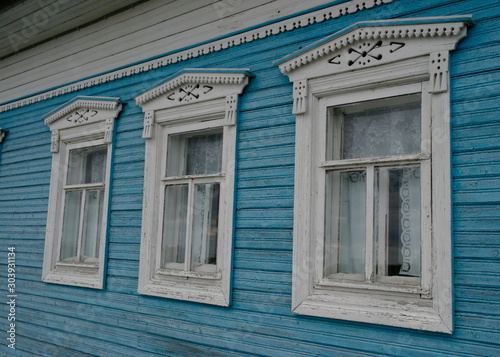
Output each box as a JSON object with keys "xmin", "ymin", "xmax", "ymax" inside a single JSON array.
[
  {"xmin": 43, "ymin": 96, "xmax": 122, "ymax": 126},
  {"xmin": 0, "ymin": 0, "xmax": 396, "ymax": 113},
  {"xmin": 276, "ymin": 16, "xmax": 472, "ymax": 114},
  {"xmin": 44, "ymin": 96, "xmax": 122, "ymax": 153},
  {"xmin": 135, "ymin": 69, "xmax": 250, "ymax": 108}
]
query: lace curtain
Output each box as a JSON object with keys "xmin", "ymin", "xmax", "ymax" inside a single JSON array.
[
  {"xmin": 162, "ymin": 132, "xmax": 222, "ymax": 270},
  {"xmin": 343, "ymin": 102, "xmax": 421, "ymax": 159},
  {"xmin": 61, "ymin": 147, "xmax": 107, "ymax": 262},
  {"xmin": 334, "ymin": 101, "xmax": 421, "ymax": 277}
]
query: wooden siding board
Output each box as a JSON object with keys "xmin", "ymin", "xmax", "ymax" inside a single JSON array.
[{"xmin": 18, "ymin": 309, "xmax": 146, "ymax": 357}]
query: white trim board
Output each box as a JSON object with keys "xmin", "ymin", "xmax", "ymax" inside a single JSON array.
[{"xmin": 0, "ymin": 0, "xmax": 395, "ymax": 113}]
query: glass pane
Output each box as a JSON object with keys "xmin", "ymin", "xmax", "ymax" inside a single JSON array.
[
  {"xmin": 376, "ymin": 167, "xmax": 421, "ymax": 278},
  {"xmin": 67, "ymin": 146, "xmax": 107, "ymax": 185},
  {"xmin": 81, "ymin": 189, "xmax": 104, "ymax": 261},
  {"xmin": 332, "ymin": 95, "xmax": 421, "ymax": 160},
  {"xmin": 60, "ymin": 190, "xmax": 82, "ymax": 261},
  {"xmin": 166, "ymin": 130, "xmax": 222, "ymax": 177},
  {"xmin": 191, "ymin": 183, "xmax": 220, "ymax": 272},
  {"xmin": 324, "ymin": 170, "xmax": 366, "ymax": 277},
  {"xmin": 161, "ymin": 184, "xmax": 189, "ymax": 268}
]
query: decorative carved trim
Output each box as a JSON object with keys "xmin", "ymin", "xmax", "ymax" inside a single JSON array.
[
  {"xmin": 329, "ymin": 40, "xmax": 405, "ymax": 67},
  {"xmin": 225, "ymin": 95, "xmax": 238, "ymax": 126},
  {"xmin": 429, "ymin": 51, "xmax": 449, "ymax": 93},
  {"xmin": 44, "ymin": 96, "xmax": 121, "ymax": 125},
  {"xmin": 277, "ymin": 16, "xmax": 471, "ymax": 74},
  {"xmin": 293, "ymin": 80, "xmax": 308, "ymax": 115},
  {"xmin": 104, "ymin": 118, "xmax": 115, "ymax": 143},
  {"xmin": 44, "ymin": 96, "xmax": 122, "ymax": 152},
  {"xmin": 142, "ymin": 111, "xmax": 155, "ymax": 139},
  {"xmin": 135, "ymin": 70, "xmax": 250, "ymax": 106},
  {"xmin": 0, "ymin": 0, "xmax": 395, "ymax": 113},
  {"xmin": 50, "ymin": 130, "xmax": 59, "ymax": 153}
]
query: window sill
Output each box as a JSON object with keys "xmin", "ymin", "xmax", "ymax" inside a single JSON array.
[
  {"xmin": 293, "ymin": 289, "xmax": 451, "ymax": 334},
  {"xmin": 43, "ymin": 269, "xmax": 103, "ymax": 289},
  {"xmin": 155, "ymin": 269, "xmax": 221, "ymax": 280},
  {"xmin": 317, "ymin": 278, "xmax": 426, "ymax": 295},
  {"xmin": 139, "ymin": 276, "xmax": 229, "ymax": 306}
]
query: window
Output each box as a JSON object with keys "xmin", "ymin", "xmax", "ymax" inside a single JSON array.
[
  {"xmin": 136, "ymin": 69, "xmax": 250, "ymax": 306},
  {"xmin": 323, "ymin": 93, "xmax": 429, "ymax": 289},
  {"xmin": 162, "ymin": 129, "xmax": 222, "ymax": 274},
  {"xmin": 42, "ymin": 96, "xmax": 122, "ymax": 289},
  {"xmin": 276, "ymin": 16, "xmax": 471, "ymax": 333}
]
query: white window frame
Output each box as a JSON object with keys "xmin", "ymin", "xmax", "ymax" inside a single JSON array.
[
  {"xmin": 276, "ymin": 16, "xmax": 471, "ymax": 333},
  {"xmin": 136, "ymin": 69, "xmax": 250, "ymax": 306},
  {"xmin": 42, "ymin": 96, "xmax": 122, "ymax": 289},
  {"xmin": 318, "ymin": 84, "xmax": 432, "ymax": 290}
]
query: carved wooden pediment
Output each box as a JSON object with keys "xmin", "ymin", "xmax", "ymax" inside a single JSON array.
[
  {"xmin": 43, "ymin": 96, "xmax": 122, "ymax": 152},
  {"xmin": 275, "ymin": 16, "xmax": 472, "ymax": 114},
  {"xmin": 135, "ymin": 69, "xmax": 251, "ymax": 112}
]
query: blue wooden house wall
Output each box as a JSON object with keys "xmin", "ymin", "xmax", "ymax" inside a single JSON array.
[{"xmin": 0, "ymin": 0, "xmax": 499, "ymax": 356}]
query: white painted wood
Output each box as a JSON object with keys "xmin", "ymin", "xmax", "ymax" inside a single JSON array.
[
  {"xmin": 137, "ymin": 69, "xmax": 249, "ymax": 306},
  {"xmin": 0, "ymin": 0, "xmax": 142, "ymax": 56},
  {"xmin": 41, "ymin": 96, "xmax": 122, "ymax": 289},
  {"xmin": 284, "ymin": 17, "xmax": 469, "ymax": 333},
  {"xmin": 0, "ymin": 0, "xmax": 394, "ymax": 108},
  {"xmin": 365, "ymin": 166, "xmax": 375, "ymax": 282}
]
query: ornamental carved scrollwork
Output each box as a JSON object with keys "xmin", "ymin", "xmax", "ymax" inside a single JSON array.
[
  {"xmin": 166, "ymin": 84, "xmax": 214, "ymax": 103},
  {"xmin": 328, "ymin": 41, "xmax": 405, "ymax": 67},
  {"xmin": 66, "ymin": 109, "xmax": 99, "ymax": 124}
]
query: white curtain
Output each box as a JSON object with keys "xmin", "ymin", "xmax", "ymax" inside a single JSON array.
[
  {"xmin": 399, "ymin": 167, "xmax": 421, "ymax": 276},
  {"xmin": 332, "ymin": 100, "xmax": 421, "ymax": 277},
  {"xmin": 338, "ymin": 171, "xmax": 366, "ymax": 275}
]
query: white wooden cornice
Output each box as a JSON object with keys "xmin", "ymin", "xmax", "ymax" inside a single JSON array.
[
  {"xmin": 135, "ymin": 69, "xmax": 251, "ymax": 107},
  {"xmin": 0, "ymin": 0, "xmax": 396, "ymax": 113},
  {"xmin": 43, "ymin": 96, "xmax": 122, "ymax": 126},
  {"xmin": 276, "ymin": 16, "xmax": 473, "ymax": 114},
  {"xmin": 43, "ymin": 96, "xmax": 122, "ymax": 152},
  {"xmin": 136, "ymin": 69, "xmax": 251, "ymax": 139}
]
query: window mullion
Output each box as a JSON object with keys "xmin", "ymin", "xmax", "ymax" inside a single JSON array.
[
  {"xmin": 200, "ymin": 183, "xmax": 212, "ymax": 269},
  {"xmin": 76, "ymin": 188, "xmax": 87, "ymax": 262},
  {"xmin": 184, "ymin": 178, "xmax": 195, "ymax": 272},
  {"xmin": 365, "ymin": 166, "xmax": 375, "ymax": 282},
  {"xmin": 376, "ymin": 168, "xmax": 389, "ymax": 278}
]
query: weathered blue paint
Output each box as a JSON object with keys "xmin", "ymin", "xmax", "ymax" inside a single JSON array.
[{"xmin": 0, "ymin": 0, "xmax": 499, "ymax": 356}]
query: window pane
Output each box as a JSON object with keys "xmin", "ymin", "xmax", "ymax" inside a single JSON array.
[
  {"xmin": 60, "ymin": 190, "xmax": 82, "ymax": 261},
  {"xmin": 325, "ymin": 170, "xmax": 366, "ymax": 276},
  {"xmin": 331, "ymin": 95, "xmax": 421, "ymax": 160},
  {"xmin": 161, "ymin": 184, "xmax": 188, "ymax": 268},
  {"xmin": 67, "ymin": 146, "xmax": 107, "ymax": 185},
  {"xmin": 191, "ymin": 183, "xmax": 220, "ymax": 272},
  {"xmin": 166, "ymin": 131, "xmax": 222, "ymax": 177},
  {"xmin": 376, "ymin": 167, "xmax": 421, "ymax": 278},
  {"xmin": 81, "ymin": 189, "xmax": 104, "ymax": 261}
]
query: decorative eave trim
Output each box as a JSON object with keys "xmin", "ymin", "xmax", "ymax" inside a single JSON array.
[
  {"xmin": 135, "ymin": 69, "xmax": 251, "ymax": 106},
  {"xmin": 276, "ymin": 16, "xmax": 473, "ymax": 74},
  {"xmin": 43, "ymin": 96, "xmax": 122, "ymax": 125},
  {"xmin": 0, "ymin": 0, "xmax": 395, "ymax": 113}
]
